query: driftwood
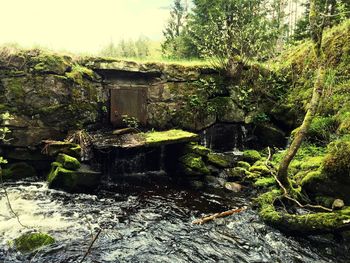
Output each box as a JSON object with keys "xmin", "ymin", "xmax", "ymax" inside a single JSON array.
[
  {"xmin": 192, "ymin": 207, "xmax": 247, "ymax": 225},
  {"xmin": 79, "ymin": 228, "xmax": 102, "ymax": 263}
]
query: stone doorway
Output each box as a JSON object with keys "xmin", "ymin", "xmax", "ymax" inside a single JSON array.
[{"xmin": 110, "ymin": 87, "xmax": 147, "ymax": 127}]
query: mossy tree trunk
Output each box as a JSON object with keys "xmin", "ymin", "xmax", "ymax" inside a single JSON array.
[{"xmin": 277, "ymin": 0, "xmax": 326, "ymax": 188}]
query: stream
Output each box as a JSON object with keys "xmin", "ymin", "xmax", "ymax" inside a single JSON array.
[{"xmin": 1, "ymin": 178, "xmax": 350, "ymax": 263}]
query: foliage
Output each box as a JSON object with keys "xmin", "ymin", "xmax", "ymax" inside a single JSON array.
[
  {"xmin": 162, "ymin": 0, "xmax": 199, "ymax": 58},
  {"xmin": 188, "ymin": 0, "xmax": 283, "ymax": 66},
  {"xmin": 292, "ymin": 0, "xmax": 350, "ymax": 42},
  {"xmin": 100, "ymin": 36, "xmax": 151, "ymax": 59},
  {"xmin": 122, "ymin": 115, "xmax": 139, "ymax": 129}
]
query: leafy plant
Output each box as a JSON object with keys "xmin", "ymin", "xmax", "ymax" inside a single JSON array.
[{"xmin": 122, "ymin": 115, "xmax": 139, "ymax": 129}]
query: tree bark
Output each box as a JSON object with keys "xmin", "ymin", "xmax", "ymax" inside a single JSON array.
[{"xmin": 277, "ymin": 0, "xmax": 325, "ymax": 188}]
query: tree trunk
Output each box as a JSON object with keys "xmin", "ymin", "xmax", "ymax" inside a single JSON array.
[
  {"xmin": 277, "ymin": 0, "xmax": 325, "ymax": 188},
  {"xmin": 277, "ymin": 66, "xmax": 325, "ymax": 187}
]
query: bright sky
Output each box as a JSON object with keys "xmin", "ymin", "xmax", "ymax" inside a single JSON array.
[{"xmin": 0, "ymin": 0, "xmax": 173, "ymax": 54}]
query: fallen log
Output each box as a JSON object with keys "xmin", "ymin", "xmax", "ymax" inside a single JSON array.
[{"xmin": 192, "ymin": 207, "xmax": 247, "ymax": 225}]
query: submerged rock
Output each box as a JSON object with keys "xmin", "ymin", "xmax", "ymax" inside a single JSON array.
[{"xmin": 13, "ymin": 232, "xmax": 55, "ymax": 253}]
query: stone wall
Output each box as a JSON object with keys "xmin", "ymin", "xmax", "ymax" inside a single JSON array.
[{"xmin": 0, "ymin": 49, "xmax": 287, "ymax": 163}]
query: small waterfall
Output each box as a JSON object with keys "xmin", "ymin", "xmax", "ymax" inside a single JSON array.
[
  {"xmin": 92, "ymin": 146, "xmax": 169, "ymax": 183},
  {"xmin": 200, "ymin": 123, "xmax": 248, "ymax": 152}
]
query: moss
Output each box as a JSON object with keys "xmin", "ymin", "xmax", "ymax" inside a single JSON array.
[
  {"xmin": 65, "ymin": 64, "xmax": 96, "ymax": 85},
  {"xmin": 249, "ymin": 165, "xmax": 271, "ymax": 175},
  {"xmin": 299, "ymin": 156, "xmax": 324, "ymax": 170},
  {"xmin": 207, "ymin": 153, "xmax": 230, "ymax": 168},
  {"xmin": 14, "ymin": 232, "xmax": 55, "ymax": 253},
  {"xmin": 236, "ymin": 161, "xmax": 251, "ymax": 170},
  {"xmin": 242, "ymin": 150, "xmax": 261, "ymax": 164},
  {"xmin": 254, "ymin": 177, "xmax": 276, "ymax": 187},
  {"xmin": 56, "ymin": 153, "xmax": 81, "ymax": 170},
  {"xmin": 47, "ymin": 164, "xmax": 100, "ymax": 192},
  {"xmin": 179, "ymin": 153, "xmax": 210, "ymax": 176},
  {"xmin": 32, "ymin": 53, "xmax": 71, "ymax": 75},
  {"xmin": 307, "ymin": 116, "xmax": 338, "ymax": 144},
  {"xmin": 323, "ymin": 139, "xmax": 350, "ymax": 178},
  {"xmin": 300, "ymin": 170, "xmax": 326, "ymax": 186},
  {"xmin": 144, "ymin": 129, "xmax": 198, "ymax": 147},
  {"xmin": 255, "ymin": 189, "xmax": 283, "ymax": 222},
  {"xmin": 184, "ymin": 142, "xmax": 210, "ymax": 156},
  {"xmin": 256, "ymin": 189, "xmax": 350, "ymax": 234},
  {"xmin": 227, "ymin": 167, "xmax": 249, "ymax": 178}
]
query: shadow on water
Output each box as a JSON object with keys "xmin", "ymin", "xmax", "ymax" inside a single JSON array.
[{"xmin": 1, "ymin": 178, "xmax": 350, "ymax": 263}]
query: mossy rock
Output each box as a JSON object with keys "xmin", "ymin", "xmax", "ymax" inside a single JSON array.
[
  {"xmin": 256, "ymin": 189, "xmax": 350, "ymax": 234},
  {"xmin": 1, "ymin": 162, "xmax": 37, "ymax": 180},
  {"xmin": 323, "ymin": 139, "xmax": 350, "ymax": 179},
  {"xmin": 31, "ymin": 53, "xmax": 71, "ymax": 75},
  {"xmin": 249, "ymin": 164, "xmax": 271, "ymax": 176},
  {"xmin": 242, "ymin": 150, "xmax": 262, "ymax": 164},
  {"xmin": 47, "ymin": 163, "xmax": 101, "ymax": 192},
  {"xmin": 227, "ymin": 167, "xmax": 248, "ymax": 178},
  {"xmin": 236, "ymin": 161, "xmax": 251, "ymax": 170},
  {"xmin": 299, "ymin": 156, "xmax": 324, "ymax": 170},
  {"xmin": 184, "ymin": 142, "xmax": 211, "ymax": 157},
  {"xmin": 14, "ymin": 232, "xmax": 55, "ymax": 253},
  {"xmin": 56, "ymin": 153, "xmax": 81, "ymax": 170},
  {"xmin": 179, "ymin": 153, "xmax": 210, "ymax": 176},
  {"xmin": 207, "ymin": 153, "xmax": 231, "ymax": 168}
]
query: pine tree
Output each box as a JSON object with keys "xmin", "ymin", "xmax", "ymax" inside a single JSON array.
[{"xmin": 162, "ymin": 0, "xmax": 198, "ymax": 58}]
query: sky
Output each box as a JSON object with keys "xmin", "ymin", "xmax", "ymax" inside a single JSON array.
[{"xmin": 0, "ymin": 0, "xmax": 174, "ymax": 54}]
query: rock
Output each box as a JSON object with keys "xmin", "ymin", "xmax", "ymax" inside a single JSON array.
[
  {"xmin": 13, "ymin": 232, "xmax": 55, "ymax": 253},
  {"xmin": 207, "ymin": 152, "xmax": 231, "ymax": 168},
  {"xmin": 1, "ymin": 162, "xmax": 37, "ymax": 180},
  {"xmin": 56, "ymin": 153, "xmax": 81, "ymax": 170},
  {"xmin": 205, "ymin": 176, "xmax": 226, "ymax": 188},
  {"xmin": 236, "ymin": 161, "xmax": 251, "ymax": 170},
  {"xmin": 184, "ymin": 143, "xmax": 211, "ymax": 157},
  {"xmin": 43, "ymin": 141, "xmax": 81, "ymax": 158},
  {"xmin": 179, "ymin": 154, "xmax": 210, "ymax": 176},
  {"xmin": 249, "ymin": 165, "xmax": 271, "ymax": 176},
  {"xmin": 242, "ymin": 150, "xmax": 261, "ymax": 164},
  {"xmin": 47, "ymin": 163, "xmax": 101, "ymax": 192},
  {"xmin": 332, "ymin": 199, "xmax": 345, "ymax": 210},
  {"xmin": 227, "ymin": 167, "xmax": 248, "ymax": 178},
  {"xmin": 224, "ymin": 182, "xmax": 243, "ymax": 192},
  {"xmin": 254, "ymin": 123, "xmax": 287, "ymax": 148}
]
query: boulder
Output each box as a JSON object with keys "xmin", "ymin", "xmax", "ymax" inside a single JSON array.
[
  {"xmin": 13, "ymin": 232, "xmax": 55, "ymax": 253},
  {"xmin": 242, "ymin": 150, "xmax": 261, "ymax": 164},
  {"xmin": 47, "ymin": 163, "xmax": 101, "ymax": 193},
  {"xmin": 1, "ymin": 162, "xmax": 37, "ymax": 180}
]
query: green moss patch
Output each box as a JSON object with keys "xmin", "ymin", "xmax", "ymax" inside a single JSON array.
[
  {"xmin": 14, "ymin": 232, "xmax": 55, "ymax": 253},
  {"xmin": 56, "ymin": 153, "xmax": 81, "ymax": 170},
  {"xmin": 242, "ymin": 150, "xmax": 262, "ymax": 164}
]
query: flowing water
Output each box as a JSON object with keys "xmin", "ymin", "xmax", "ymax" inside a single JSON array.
[{"xmin": 1, "ymin": 178, "xmax": 349, "ymax": 263}]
